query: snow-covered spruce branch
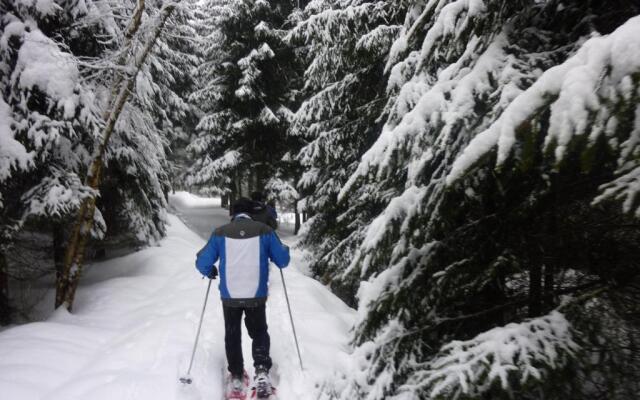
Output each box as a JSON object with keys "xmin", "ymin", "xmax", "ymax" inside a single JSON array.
[
  {"xmin": 399, "ymin": 311, "xmax": 579, "ymax": 399},
  {"xmin": 20, "ymin": 170, "xmax": 97, "ymax": 221},
  {"xmin": 287, "ymin": 2, "xmax": 389, "ymax": 44},
  {"xmin": 447, "ymin": 15, "xmax": 640, "ymax": 214},
  {"xmin": 362, "ymin": 279, "xmax": 606, "ymax": 353}
]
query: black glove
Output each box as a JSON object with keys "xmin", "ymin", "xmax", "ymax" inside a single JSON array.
[{"xmin": 207, "ymin": 266, "xmax": 218, "ymax": 280}]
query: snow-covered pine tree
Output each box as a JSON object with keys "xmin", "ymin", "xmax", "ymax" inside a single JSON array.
[
  {"xmin": 57, "ymin": 0, "xmax": 189, "ymax": 309},
  {"xmin": 286, "ymin": 0, "xmax": 408, "ymax": 303},
  {"xmin": 0, "ymin": 0, "xmax": 193, "ymax": 317},
  {"xmin": 145, "ymin": 0, "xmax": 200, "ymax": 194},
  {"xmin": 0, "ymin": 0, "xmax": 105, "ymax": 320},
  {"xmin": 326, "ymin": 0, "xmax": 640, "ymax": 399},
  {"xmin": 98, "ymin": 0, "xmax": 200, "ymax": 245},
  {"xmin": 188, "ymin": 0, "xmax": 298, "ymax": 204}
]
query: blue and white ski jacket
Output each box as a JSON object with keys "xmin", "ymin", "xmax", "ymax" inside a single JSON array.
[{"xmin": 195, "ymin": 214, "xmax": 290, "ymax": 306}]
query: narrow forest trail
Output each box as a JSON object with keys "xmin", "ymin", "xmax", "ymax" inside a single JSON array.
[{"xmin": 0, "ymin": 194, "xmax": 355, "ymax": 400}]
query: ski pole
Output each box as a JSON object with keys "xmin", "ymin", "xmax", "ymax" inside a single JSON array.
[
  {"xmin": 180, "ymin": 277, "xmax": 213, "ymax": 384},
  {"xmin": 279, "ymin": 268, "xmax": 304, "ymax": 371}
]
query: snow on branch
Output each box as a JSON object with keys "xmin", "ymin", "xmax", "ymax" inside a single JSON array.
[
  {"xmin": 0, "ymin": 97, "xmax": 33, "ymax": 183},
  {"xmin": 265, "ymin": 177, "xmax": 298, "ymax": 205},
  {"xmin": 355, "ymin": 24, "xmax": 402, "ymax": 56},
  {"xmin": 2, "ymin": 20, "xmax": 80, "ymax": 118},
  {"xmin": 235, "ymin": 43, "xmax": 274, "ymax": 100},
  {"xmin": 401, "ymin": 311, "xmax": 579, "ymax": 399},
  {"xmin": 21, "ymin": 169, "xmax": 97, "ymax": 220},
  {"xmin": 414, "ymin": 0, "xmax": 487, "ymax": 72},
  {"xmin": 348, "ymin": 185, "xmax": 427, "ymax": 276},
  {"xmin": 286, "ymin": 2, "xmax": 390, "ymax": 45},
  {"xmin": 447, "ymin": 16, "xmax": 640, "ymax": 185},
  {"xmin": 186, "ymin": 150, "xmax": 241, "ymax": 187}
]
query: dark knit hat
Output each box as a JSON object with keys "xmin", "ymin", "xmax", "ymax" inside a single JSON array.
[{"xmin": 231, "ymin": 197, "xmax": 253, "ymax": 215}]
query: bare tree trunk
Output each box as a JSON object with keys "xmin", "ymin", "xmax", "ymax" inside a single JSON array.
[
  {"xmin": 294, "ymin": 199, "xmax": 301, "ymax": 235},
  {"xmin": 544, "ymin": 184, "xmax": 558, "ymax": 310},
  {"xmin": 52, "ymin": 223, "xmax": 65, "ymax": 282},
  {"xmin": 0, "ymin": 251, "xmax": 10, "ymax": 325},
  {"xmin": 529, "ymin": 261, "xmax": 542, "ymax": 317},
  {"xmin": 56, "ymin": 1, "xmax": 180, "ymax": 311},
  {"xmin": 255, "ymin": 164, "xmax": 264, "ymax": 193},
  {"xmin": 228, "ymin": 170, "xmax": 239, "ymax": 212},
  {"xmin": 234, "ymin": 171, "xmax": 242, "ymax": 198}
]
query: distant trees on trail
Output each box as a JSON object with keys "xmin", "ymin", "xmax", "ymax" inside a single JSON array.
[{"xmin": 186, "ymin": 0, "xmax": 303, "ymax": 212}]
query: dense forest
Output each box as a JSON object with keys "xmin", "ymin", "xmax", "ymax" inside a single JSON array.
[{"xmin": 2, "ymin": 0, "xmax": 640, "ymax": 399}]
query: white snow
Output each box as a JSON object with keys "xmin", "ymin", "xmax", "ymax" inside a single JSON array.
[
  {"xmin": 350, "ymin": 185, "xmax": 426, "ymax": 276},
  {"xmin": 415, "ymin": 0, "xmax": 487, "ymax": 73},
  {"xmin": 410, "ymin": 311, "xmax": 579, "ymax": 398},
  {"xmin": 169, "ymin": 191, "xmax": 222, "ymax": 208},
  {"xmin": 0, "ymin": 97, "xmax": 33, "ymax": 182},
  {"xmin": 15, "ymin": 27, "xmax": 79, "ymax": 119},
  {"xmin": 21, "ymin": 170, "xmax": 96, "ymax": 218},
  {"xmin": 0, "ymin": 205, "xmax": 355, "ymax": 399},
  {"xmin": 35, "ymin": 0, "xmax": 62, "ymax": 16}
]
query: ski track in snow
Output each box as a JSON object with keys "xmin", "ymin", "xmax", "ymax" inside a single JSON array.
[{"xmin": 0, "ymin": 196, "xmax": 356, "ymax": 400}]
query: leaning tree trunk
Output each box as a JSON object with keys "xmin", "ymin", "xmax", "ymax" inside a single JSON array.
[{"xmin": 56, "ymin": 1, "xmax": 181, "ymax": 311}]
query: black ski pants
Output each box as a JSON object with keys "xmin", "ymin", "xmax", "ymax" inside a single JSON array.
[{"xmin": 223, "ymin": 303, "xmax": 272, "ymax": 377}]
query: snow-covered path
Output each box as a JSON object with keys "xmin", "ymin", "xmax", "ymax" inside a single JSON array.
[{"xmin": 0, "ymin": 196, "xmax": 355, "ymax": 400}]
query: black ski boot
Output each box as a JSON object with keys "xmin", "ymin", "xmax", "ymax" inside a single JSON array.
[{"xmin": 253, "ymin": 366, "xmax": 272, "ymax": 399}]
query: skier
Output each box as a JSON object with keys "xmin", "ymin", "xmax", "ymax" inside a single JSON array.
[
  {"xmin": 196, "ymin": 197, "xmax": 290, "ymax": 399},
  {"xmin": 249, "ymin": 191, "xmax": 278, "ymax": 230}
]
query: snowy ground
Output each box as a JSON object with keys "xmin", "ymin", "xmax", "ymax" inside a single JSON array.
[
  {"xmin": 0, "ymin": 195, "xmax": 355, "ymax": 400},
  {"xmin": 170, "ymin": 191, "xmax": 222, "ymax": 208}
]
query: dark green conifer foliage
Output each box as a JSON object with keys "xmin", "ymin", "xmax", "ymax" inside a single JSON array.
[
  {"xmin": 0, "ymin": 1, "xmax": 195, "ymax": 320},
  {"xmin": 324, "ymin": 0, "xmax": 640, "ymax": 398},
  {"xmin": 188, "ymin": 0, "xmax": 299, "ymax": 201},
  {"xmin": 286, "ymin": 0, "xmax": 409, "ymax": 305}
]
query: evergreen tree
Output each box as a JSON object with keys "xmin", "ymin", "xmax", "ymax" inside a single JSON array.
[
  {"xmin": 0, "ymin": 0, "xmax": 195, "ymax": 318},
  {"xmin": 0, "ymin": 0, "xmax": 105, "ymax": 320},
  {"xmin": 325, "ymin": 0, "xmax": 640, "ymax": 399},
  {"xmin": 147, "ymin": 0, "xmax": 200, "ymax": 194},
  {"xmin": 188, "ymin": 0, "xmax": 298, "ymax": 205},
  {"xmin": 286, "ymin": 0, "xmax": 408, "ymax": 302}
]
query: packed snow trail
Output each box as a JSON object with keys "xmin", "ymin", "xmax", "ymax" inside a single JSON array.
[{"xmin": 0, "ymin": 193, "xmax": 356, "ymax": 400}]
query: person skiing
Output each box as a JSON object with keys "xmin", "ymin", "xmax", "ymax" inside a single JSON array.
[
  {"xmin": 249, "ymin": 191, "xmax": 278, "ymax": 230},
  {"xmin": 195, "ymin": 197, "xmax": 290, "ymax": 399}
]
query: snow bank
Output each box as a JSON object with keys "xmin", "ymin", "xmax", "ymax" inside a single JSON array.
[
  {"xmin": 169, "ymin": 191, "xmax": 221, "ymax": 208},
  {"xmin": 0, "ymin": 214, "xmax": 355, "ymax": 400}
]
